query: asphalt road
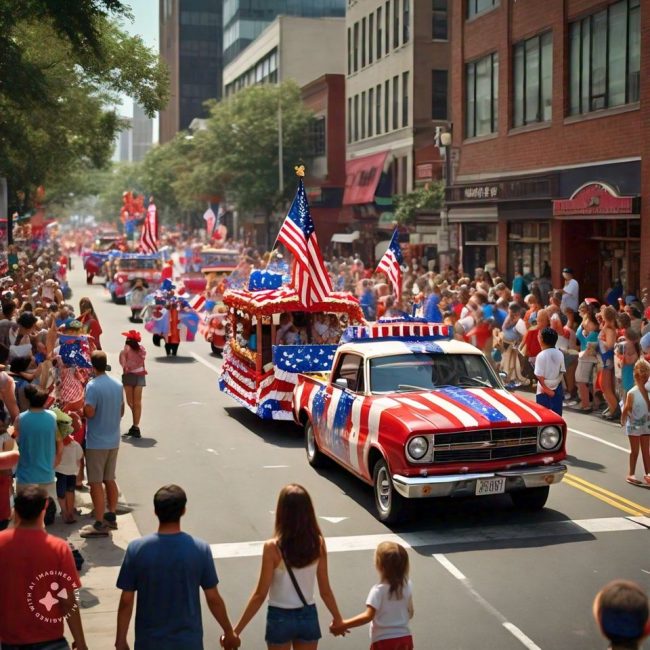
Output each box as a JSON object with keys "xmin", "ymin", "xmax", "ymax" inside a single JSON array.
[{"xmin": 72, "ymin": 259, "xmax": 650, "ymax": 650}]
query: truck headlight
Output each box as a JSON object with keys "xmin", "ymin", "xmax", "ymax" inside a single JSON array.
[
  {"xmin": 539, "ymin": 426, "xmax": 561, "ymax": 450},
  {"xmin": 407, "ymin": 436, "xmax": 429, "ymax": 460}
]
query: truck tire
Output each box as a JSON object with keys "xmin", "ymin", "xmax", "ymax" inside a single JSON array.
[
  {"xmin": 510, "ymin": 486, "xmax": 550, "ymax": 511},
  {"xmin": 373, "ymin": 458, "xmax": 407, "ymax": 525},
  {"xmin": 305, "ymin": 420, "xmax": 327, "ymax": 468}
]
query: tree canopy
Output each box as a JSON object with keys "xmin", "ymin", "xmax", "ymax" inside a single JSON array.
[{"xmin": 0, "ymin": 2, "xmax": 168, "ymax": 212}]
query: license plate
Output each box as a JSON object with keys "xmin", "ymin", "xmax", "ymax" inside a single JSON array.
[{"xmin": 475, "ymin": 477, "xmax": 506, "ymax": 496}]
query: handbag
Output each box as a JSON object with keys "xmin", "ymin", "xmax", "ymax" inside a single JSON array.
[{"xmin": 277, "ymin": 544, "xmax": 309, "ymax": 607}]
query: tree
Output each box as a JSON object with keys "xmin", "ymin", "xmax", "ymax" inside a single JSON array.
[
  {"xmin": 0, "ymin": 8, "xmax": 168, "ymax": 211},
  {"xmin": 393, "ymin": 182, "xmax": 445, "ymax": 224},
  {"xmin": 175, "ymin": 81, "xmax": 315, "ymax": 244}
]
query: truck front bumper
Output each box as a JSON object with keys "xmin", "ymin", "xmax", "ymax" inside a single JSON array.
[{"xmin": 392, "ymin": 464, "xmax": 566, "ymax": 499}]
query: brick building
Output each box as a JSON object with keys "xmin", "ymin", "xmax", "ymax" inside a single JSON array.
[{"xmin": 447, "ymin": 0, "xmax": 648, "ymax": 300}]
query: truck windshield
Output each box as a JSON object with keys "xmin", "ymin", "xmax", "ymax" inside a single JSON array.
[
  {"xmin": 201, "ymin": 251, "xmax": 239, "ymax": 267},
  {"xmin": 369, "ymin": 353, "xmax": 500, "ymax": 393},
  {"xmin": 118, "ymin": 258, "xmax": 159, "ymax": 271}
]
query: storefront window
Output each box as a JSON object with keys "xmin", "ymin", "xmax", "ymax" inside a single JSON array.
[
  {"xmin": 463, "ymin": 223, "xmax": 498, "ymax": 277},
  {"xmin": 508, "ymin": 222, "xmax": 551, "ymax": 281}
]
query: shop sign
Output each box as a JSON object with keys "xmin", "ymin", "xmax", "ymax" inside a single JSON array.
[
  {"xmin": 416, "ymin": 163, "xmax": 433, "ymax": 181},
  {"xmin": 553, "ymin": 182, "xmax": 635, "ymax": 216},
  {"xmin": 464, "ymin": 185, "xmax": 498, "ymax": 200}
]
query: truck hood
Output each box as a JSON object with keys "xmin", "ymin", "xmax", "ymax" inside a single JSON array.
[{"xmin": 379, "ymin": 386, "xmax": 563, "ymax": 430}]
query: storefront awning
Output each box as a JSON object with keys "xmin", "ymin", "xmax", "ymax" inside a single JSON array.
[
  {"xmin": 448, "ymin": 207, "xmax": 498, "ymax": 223},
  {"xmin": 343, "ymin": 152, "xmax": 388, "ymax": 206},
  {"xmin": 331, "ymin": 231, "xmax": 360, "ymax": 243}
]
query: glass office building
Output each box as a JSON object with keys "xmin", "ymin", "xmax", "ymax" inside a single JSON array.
[{"xmin": 223, "ymin": 0, "xmax": 345, "ymax": 64}]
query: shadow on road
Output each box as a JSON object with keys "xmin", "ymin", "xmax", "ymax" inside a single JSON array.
[
  {"xmin": 153, "ymin": 356, "xmax": 197, "ymax": 364},
  {"xmin": 223, "ymin": 407, "xmax": 303, "ymax": 449},
  {"xmin": 565, "ymin": 454, "xmax": 606, "ymax": 472},
  {"xmin": 121, "ymin": 436, "xmax": 158, "ymax": 448}
]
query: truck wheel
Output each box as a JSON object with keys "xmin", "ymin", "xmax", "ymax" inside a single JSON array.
[
  {"xmin": 510, "ymin": 486, "xmax": 550, "ymax": 511},
  {"xmin": 305, "ymin": 420, "xmax": 327, "ymax": 468},
  {"xmin": 373, "ymin": 458, "xmax": 407, "ymax": 525}
]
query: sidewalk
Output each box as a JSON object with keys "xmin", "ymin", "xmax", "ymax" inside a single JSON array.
[{"xmin": 50, "ymin": 492, "xmax": 139, "ymax": 647}]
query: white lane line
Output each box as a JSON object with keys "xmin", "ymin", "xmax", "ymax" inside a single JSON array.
[
  {"xmin": 432, "ymin": 553, "xmax": 466, "ymax": 580},
  {"xmin": 263, "ymin": 465, "xmax": 289, "ymax": 469},
  {"xmin": 210, "ymin": 515, "xmax": 648, "ymax": 559},
  {"xmin": 190, "ymin": 351, "xmax": 220, "ymax": 375},
  {"xmin": 319, "ymin": 516, "xmax": 349, "ymax": 524},
  {"xmin": 434, "ymin": 553, "xmax": 542, "ymax": 650},
  {"xmin": 503, "ymin": 623, "xmax": 543, "ymax": 650},
  {"xmin": 206, "ymin": 448, "xmax": 219, "ymax": 455},
  {"xmin": 568, "ymin": 427, "xmax": 628, "ymax": 453}
]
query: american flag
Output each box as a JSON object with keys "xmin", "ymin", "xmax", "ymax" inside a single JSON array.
[
  {"xmin": 140, "ymin": 200, "xmax": 158, "ymax": 254},
  {"xmin": 375, "ymin": 228, "xmax": 403, "ymax": 302},
  {"xmin": 277, "ymin": 178, "xmax": 332, "ymax": 307}
]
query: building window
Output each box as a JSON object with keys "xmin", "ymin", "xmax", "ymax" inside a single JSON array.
[
  {"xmin": 347, "ymin": 97, "xmax": 352, "ymax": 143},
  {"xmin": 377, "ymin": 7, "xmax": 382, "ymax": 59},
  {"xmin": 513, "ymin": 32, "xmax": 552, "ymax": 127},
  {"xmin": 376, "ymin": 83, "xmax": 382, "ymax": 134},
  {"xmin": 402, "ymin": 71, "xmax": 409, "ymax": 127},
  {"xmin": 393, "ymin": 0, "xmax": 400, "ymax": 48},
  {"xmin": 466, "ymin": 0, "xmax": 499, "ymax": 19},
  {"xmin": 432, "ymin": 0, "xmax": 448, "ymax": 40},
  {"xmin": 347, "ymin": 28, "xmax": 351, "ymax": 75},
  {"xmin": 569, "ymin": 0, "xmax": 640, "ymax": 115},
  {"xmin": 353, "ymin": 22, "xmax": 359, "ymax": 72},
  {"xmin": 466, "ymin": 52, "xmax": 498, "ymax": 138},
  {"xmin": 354, "ymin": 94, "xmax": 359, "ymax": 141},
  {"xmin": 361, "ymin": 17, "xmax": 367, "ymax": 67},
  {"xmin": 309, "ymin": 117, "xmax": 326, "ymax": 156},
  {"xmin": 392, "ymin": 75, "xmax": 399, "ymax": 129},
  {"xmin": 368, "ymin": 87, "xmax": 374, "ymax": 137},
  {"xmin": 507, "ymin": 222, "xmax": 551, "ymax": 281},
  {"xmin": 369, "ymin": 14, "xmax": 374, "ymax": 65},
  {"xmin": 403, "ymin": 0, "xmax": 410, "ymax": 44},
  {"xmin": 432, "ymin": 69, "xmax": 448, "ymax": 119},
  {"xmin": 361, "ymin": 90, "xmax": 366, "ymax": 139},
  {"xmin": 385, "ymin": 79, "xmax": 390, "ymax": 131},
  {"xmin": 385, "ymin": 1, "xmax": 390, "ymax": 55}
]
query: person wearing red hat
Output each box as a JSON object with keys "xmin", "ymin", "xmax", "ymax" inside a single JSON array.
[{"xmin": 119, "ymin": 330, "xmax": 147, "ymax": 439}]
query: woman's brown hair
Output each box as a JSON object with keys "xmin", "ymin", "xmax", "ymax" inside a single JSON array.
[
  {"xmin": 375, "ymin": 542, "xmax": 409, "ymax": 599},
  {"xmin": 274, "ymin": 484, "xmax": 322, "ymax": 569},
  {"xmin": 79, "ymin": 297, "xmax": 97, "ymax": 319}
]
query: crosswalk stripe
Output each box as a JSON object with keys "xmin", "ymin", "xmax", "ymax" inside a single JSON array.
[{"xmin": 209, "ymin": 515, "xmax": 648, "ymax": 560}]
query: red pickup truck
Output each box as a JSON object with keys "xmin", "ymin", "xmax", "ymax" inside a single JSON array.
[{"xmin": 293, "ymin": 325, "xmax": 567, "ymax": 523}]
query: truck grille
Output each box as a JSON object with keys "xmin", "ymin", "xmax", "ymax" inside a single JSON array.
[{"xmin": 432, "ymin": 427, "xmax": 538, "ymax": 463}]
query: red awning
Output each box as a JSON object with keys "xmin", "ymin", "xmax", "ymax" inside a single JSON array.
[{"xmin": 342, "ymin": 152, "xmax": 388, "ymax": 206}]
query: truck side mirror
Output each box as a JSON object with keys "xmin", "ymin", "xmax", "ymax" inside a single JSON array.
[{"xmin": 334, "ymin": 378, "xmax": 349, "ymax": 390}]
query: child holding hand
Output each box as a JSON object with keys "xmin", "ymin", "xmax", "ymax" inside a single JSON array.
[{"xmin": 332, "ymin": 542, "xmax": 414, "ymax": 650}]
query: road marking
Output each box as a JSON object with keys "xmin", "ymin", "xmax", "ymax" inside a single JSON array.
[
  {"xmin": 319, "ymin": 517, "xmax": 349, "ymax": 524},
  {"xmin": 190, "ymin": 352, "xmax": 220, "ymax": 374},
  {"xmin": 563, "ymin": 473, "xmax": 650, "ymax": 517},
  {"xmin": 179, "ymin": 401, "xmax": 204, "ymax": 407},
  {"xmin": 263, "ymin": 465, "xmax": 289, "ymax": 469},
  {"xmin": 433, "ymin": 553, "xmax": 541, "ymax": 649},
  {"xmin": 206, "ymin": 448, "xmax": 219, "ymax": 455},
  {"xmin": 568, "ymin": 427, "xmax": 628, "ymax": 453},
  {"xmin": 210, "ymin": 515, "xmax": 648, "ymax": 559}
]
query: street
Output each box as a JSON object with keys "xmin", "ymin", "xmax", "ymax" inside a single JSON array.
[{"xmin": 64, "ymin": 260, "xmax": 650, "ymax": 650}]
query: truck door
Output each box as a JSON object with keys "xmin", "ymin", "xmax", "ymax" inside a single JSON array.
[{"xmin": 325, "ymin": 353, "xmax": 364, "ymax": 466}]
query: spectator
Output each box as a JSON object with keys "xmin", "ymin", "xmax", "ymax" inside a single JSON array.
[
  {"xmin": 55, "ymin": 427, "xmax": 84, "ymax": 524},
  {"xmin": 599, "ymin": 306, "xmax": 620, "ymax": 421},
  {"xmin": 0, "ymin": 300, "xmax": 17, "ymax": 361},
  {"xmin": 115, "ymin": 485, "xmax": 239, "ymax": 650},
  {"xmin": 576, "ymin": 310, "xmax": 600, "ymax": 412},
  {"xmin": 511, "ymin": 266, "xmax": 528, "ymax": 304},
  {"xmin": 78, "ymin": 297, "xmax": 103, "ymax": 350},
  {"xmin": 119, "ymin": 330, "xmax": 147, "ymax": 439},
  {"xmin": 14, "ymin": 384, "xmax": 61, "ymax": 510},
  {"xmin": 233, "ymin": 484, "xmax": 345, "ymax": 648},
  {"xmin": 0, "ymin": 485, "xmax": 88, "ymax": 650},
  {"xmin": 560, "ymin": 267, "xmax": 579, "ymax": 315},
  {"xmin": 80, "ymin": 351, "xmax": 124, "ymax": 538},
  {"xmin": 534, "ymin": 327, "xmax": 566, "ymax": 416},
  {"xmin": 9, "ymin": 311, "xmax": 37, "ymax": 361},
  {"xmin": 593, "ymin": 580, "xmax": 649, "ymax": 650},
  {"xmin": 620, "ymin": 359, "xmax": 650, "ymax": 486},
  {"xmin": 333, "ymin": 542, "xmax": 414, "ymax": 649}
]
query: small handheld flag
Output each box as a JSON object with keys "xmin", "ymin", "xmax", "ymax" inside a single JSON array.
[{"xmin": 375, "ymin": 228, "xmax": 403, "ymax": 302}]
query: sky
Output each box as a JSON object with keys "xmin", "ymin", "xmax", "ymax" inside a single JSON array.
[{"xmin": 117, "ymin": 1, "xmax": 160, "ymax": 136}]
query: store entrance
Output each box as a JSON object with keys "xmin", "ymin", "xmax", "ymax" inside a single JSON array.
[{"xmin": 594, "ymin": 219, "xmax": 641, "ymax": 299}]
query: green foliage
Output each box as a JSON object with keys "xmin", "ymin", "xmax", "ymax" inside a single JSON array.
[
  {"xmin": 0, "ymin": 4, "xmax": 168, "ymax": 211},
  {"xmin": 393, "ymin": 182, "xmax": 445, "ymax": 224}
]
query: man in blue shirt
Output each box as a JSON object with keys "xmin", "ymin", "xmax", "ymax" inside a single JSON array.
[
  {"xmin": 80, "ymin": 351, "xmax": 124, "ymax": 538},
  {"xmin": 115, "ymin": 485, "xmax": 240, "ymax": 650}
]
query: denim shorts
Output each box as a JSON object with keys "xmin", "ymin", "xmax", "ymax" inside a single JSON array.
[
  {"xmin": 55, "ymin": 472, "xmax": 77, "ymax": 498},
  {"xmin": 265, "ymin": 604, "xmax": 321, "ymax": 645}
]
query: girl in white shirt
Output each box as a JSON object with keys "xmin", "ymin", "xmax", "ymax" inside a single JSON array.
[{"xmin": 335, "ymin": 542, "xmax": 414, "ymax": 650}]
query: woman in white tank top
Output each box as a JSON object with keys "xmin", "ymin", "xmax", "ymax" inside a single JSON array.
[{"xmin": 232, "ymin": 484, "xmax": 345, "ymax": 649}]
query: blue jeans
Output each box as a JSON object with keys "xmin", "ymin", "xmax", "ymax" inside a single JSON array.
[
  {"xmin": 536, "ymin": 383, "xmax": 563, "ymax": 416},
  {"xmin": 265, "ymin": 604, "xmax": 321, "ymax": 645}
]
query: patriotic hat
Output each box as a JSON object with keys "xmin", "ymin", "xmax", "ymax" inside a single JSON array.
[{"xmin": 121, "ymin": 330, "xmax": 142, "ymax": 342}]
